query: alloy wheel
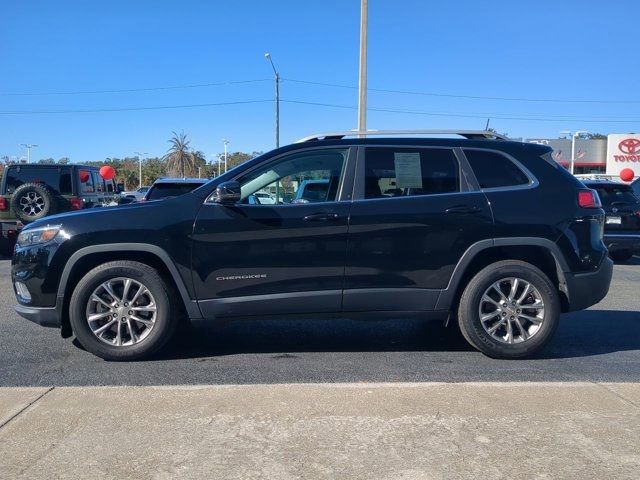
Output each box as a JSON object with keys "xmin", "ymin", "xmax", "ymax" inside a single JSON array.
[
  {"xmin": 478, "ymin": 277, "xmax": 545, "ymax": 344},
  {"xmin": 19, "ymin": 192, "xmax": 45, "ymax": 217},
  {"xmin": 85, "ymin": 277, "xmax": 157, "ymax": 347}
]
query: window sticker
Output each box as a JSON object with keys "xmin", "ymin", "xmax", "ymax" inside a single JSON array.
[{"xmin": 394, "ymin": 152, "xmax": 422, "ymax": 189}]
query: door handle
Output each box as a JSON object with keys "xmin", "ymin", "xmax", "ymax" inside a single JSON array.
[
  {"xmin": 445, "ymin": 205, "xmax": 482, "ymax": 214},
  {"xmin": 303, "ymin": 213, "xmax": 340, "ymax": 222}
]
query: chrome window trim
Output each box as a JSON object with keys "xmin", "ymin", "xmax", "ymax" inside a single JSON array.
[{"xmin": 460, "ymin": 147, "xmax": 540, "ymax": 193}]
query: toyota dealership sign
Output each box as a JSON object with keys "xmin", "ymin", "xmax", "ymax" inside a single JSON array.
[{"xmin": 607, "ymin": 134, "xmax": 640, "ymax": 180}]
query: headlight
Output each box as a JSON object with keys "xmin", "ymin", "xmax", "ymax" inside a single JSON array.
[{"xmin": 17, "ymin": 225, "xmax": 62, "ymax": 247}]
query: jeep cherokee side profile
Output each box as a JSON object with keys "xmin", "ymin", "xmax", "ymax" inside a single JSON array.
[{"xmin": 11, "ymin": 131, "xmax": 613, "ymax": 360}]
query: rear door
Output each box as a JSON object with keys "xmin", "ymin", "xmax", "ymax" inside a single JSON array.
[
  {"xmin": 343, "ymin": 145, "xmax": 493, "ymax": 312},
  {"xmin": 192, "ymin": 146, "xmax": 356, "ymax": 318}
]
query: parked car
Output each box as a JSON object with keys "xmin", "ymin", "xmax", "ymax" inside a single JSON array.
[
  {"xmin": 582, "ymin": 180, "xmax": 640, "ymax": 262},
  {"xmin": 293, "ymin": 179, "xmax": 330, "ymax": 203},
  {"xmin": 247, "ymin": 191, "xmax": 277, "ymax": 205},
  {"xmin": 143, "ymin": 178, "xmax": 208, "ymax": 201},
  {"xmin": 0, "ymin": 220, "xmax": 21, "ymax": 256},
  {"xmin": 121, "ymin": 186, "xmax": 150, "ymax": 202},
  {"xmin": 12, "ymin": 130, "xmax": 612, "ymax": 361},
  {"xmin": 0, "ymin": 164, "xmax": 121, "ymax": 252},
  {"xmin": 631, "ymin": 177, "xmax": 640, "ymax": 198}
]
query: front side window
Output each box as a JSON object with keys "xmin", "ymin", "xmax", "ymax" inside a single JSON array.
[
  {"xmin": 464, "ymin": 149, "xmax": 530, "ymax": 189},
  {"xmin": 237, "ymin": 148, "xmax": 348, "ymax": 205},
  {"xmin": 363, "ymin": 147, "xmax": 459, "ymax": 199}
]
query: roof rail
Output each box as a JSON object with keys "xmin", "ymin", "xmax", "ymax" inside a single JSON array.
[{"xmin": 296, "ymin": 130, "xmax": 510, "ymax": 143}]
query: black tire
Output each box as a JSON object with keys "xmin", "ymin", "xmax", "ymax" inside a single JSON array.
[
  {"xmin": 11, "ymin": 183, "xmax": 58, "ymax": 224},
  {"xmin": 609, "ymin": 250, "xmax": 633, "ymax": 263},
  {"xmin": 69, "ymin": 261, "xmax": 178, "ymax": 361},
  {"xmin": 457, "ymin": 260, "xmax": 560, "ymax": 359}
]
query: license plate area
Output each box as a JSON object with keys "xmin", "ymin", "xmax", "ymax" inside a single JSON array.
[{"xmin": 606, "ymin": 216, "xmax": 622, "ymax": 225}]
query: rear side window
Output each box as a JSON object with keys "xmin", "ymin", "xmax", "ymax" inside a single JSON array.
[
  {"xmin": 364, "ymin": 147, "xmax": 459, "ymax": 199},
  {"xmin": 464, "ymin": 149, "xmax": 530, "ymax": 189},
  {"xmin": 4, "ymin": 166, "xmax": 73, "ymax": 195},
  {"xmin": 79, "ymin": 169, "xmax": 95, "ymax": 193},
  {"xmin": 146, "ymin": 183, "xmax": 202, "ymax": 200}
]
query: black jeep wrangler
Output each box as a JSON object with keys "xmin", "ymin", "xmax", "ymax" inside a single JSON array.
[
  {"xmin": 11, "ymin": 131, "xmax": 613, "ymax": 360},
  {"xmin": 0, "ymin": 164, "xmax": 119, "ymax": 253}
]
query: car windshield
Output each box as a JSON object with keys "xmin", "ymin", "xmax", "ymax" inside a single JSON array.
[
  {"xmin": 146, "ymin": 183, "xmax": 203, "ymax": 200},
  {"xmin": 590, "ymin": 184, "xmax": 639, "ymax": 206}
]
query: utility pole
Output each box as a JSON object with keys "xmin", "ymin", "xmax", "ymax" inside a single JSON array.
[
  {"xmin": 357, "ymin": 0, "xmax": 368, "ymax": 133},
  {"xmin": 134, "ymin": 151, "xmax": 148, "ymax": 188},
  {"xmin": 19, "ymin": 144, "xmax": 38, "ymax": 163},
  {"xmin": 264, "ymin": 53, "xmax": 280, "ymax": 148},
  {"xmin": 222, "ymin": 139, "xmax": 229, "ymax": 173}
]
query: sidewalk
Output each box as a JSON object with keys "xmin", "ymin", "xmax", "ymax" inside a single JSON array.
[{"xmin": 1, "ymin": 382, "xmax": 639, "ymax": 479}]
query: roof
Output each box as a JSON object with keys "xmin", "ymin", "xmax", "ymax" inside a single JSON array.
[{"xmin": 152, "ymin": 177, "xmax": 209, "ymax": 184}]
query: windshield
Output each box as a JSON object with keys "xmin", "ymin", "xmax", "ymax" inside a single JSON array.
[
  {"xmin": 591, "ymin": 184, "xmax": 639, "ymax": 206},
  {"xmin": 146, "ymin": 183, "xmax": 203, "ymax": 200}
]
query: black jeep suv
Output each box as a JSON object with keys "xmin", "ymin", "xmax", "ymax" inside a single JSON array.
[{"xmin": 11, "ymin": 131, "xmax": 613, "ymax": 360}]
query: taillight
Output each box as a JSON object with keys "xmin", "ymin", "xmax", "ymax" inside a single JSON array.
[
  {"xmin": 578, "ymin": 189, "xmax": 601, "ymax": 208},
  {"xmin": 70, "ymin": 197, "xmax": 82, "ymax": 210},
  {"xmin": 0, "ymin": 197, "xmax": 7, "ymax": 211}
]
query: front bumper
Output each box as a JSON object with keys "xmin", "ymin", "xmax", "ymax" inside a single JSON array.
[
  {"xmin": 564, "ymin": 256, "xmax": 614, "ymax": 312},
  {"xmin": 15, "ymin": 304, "xmax": 61, "ymax": 328},
  {"xmin": 604, "ymin": 234, "xmax": 640, "ymax": 253}
]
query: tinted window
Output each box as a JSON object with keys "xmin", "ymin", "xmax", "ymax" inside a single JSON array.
[
  {"xmin": 79, "ymin": 169, "xmax": 94, "ymax": 193},
  {"xmin": 146, "ymin": 183, "xmax": 203, "ymax": 200},
  {"xmin": 93, "ymin": 171, "xmax": 105, "ymax": 193},
  {"xmin": 589, "ymin": 184, "xmax": 639, "ymax": 206},
  {"xmin": 464, "ymin": 149, "xmax": 530, "ymax": 189},
  {"xmin": 5, "ymin": 166, "xmax": 73, "ymax": 195},
  {"xmin": 363, "ymin": 147, "xmax": 459, "ymax": 199},
  {"xmin": 237, "ymin": 149, "xmax": 347, "ymax": 204}
]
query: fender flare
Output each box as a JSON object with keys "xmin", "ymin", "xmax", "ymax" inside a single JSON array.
[
  {"xmin": 57, "ymin": 243, "xmax": 202, "ymax": 319},
  {"xmin": 435, "ymin": 237, "xmax": 569, "ymax": 310}
]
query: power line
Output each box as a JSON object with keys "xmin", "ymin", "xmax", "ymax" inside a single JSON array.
[
  {"xmin": 0, "ymin": 99, "xmax": 272, "ymax": 115},
  {"xmin": 2, "ymin": 97, "xmax": 640, "ymax": 123},
  {"xmin": 283, "ymin": 78, "xmax": 640, "ymax": 105},
  {"xmin": 0, "ymin": 79, "xmax": 271, "ymax": 96}
]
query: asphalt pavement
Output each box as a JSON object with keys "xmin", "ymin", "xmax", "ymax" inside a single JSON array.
[{"xmin": 1, "ymin": 255, "xmax": 639, "ymax": 387}]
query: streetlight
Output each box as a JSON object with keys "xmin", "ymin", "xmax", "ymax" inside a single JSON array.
[
  {"xmin": 559, "ymin": 131, "xmax": 589, "ymax": 174},
  {"xmin": 19, "ymin": 144, "xmax": 38, "ymax": 163},
  {"xmin": 358, "ymin": 0, "xmax": 368, "ymax": 133},
  {"xmin": 134, "ymin": 151, "xmax": 148, "ymax": 188},
  {"xmin": 222, "ymin": 139, "xmax": 229, "ymax": 173},
  {"xmin": 264, "ymin": 53, "xmax": 280, "ymax": 148}
]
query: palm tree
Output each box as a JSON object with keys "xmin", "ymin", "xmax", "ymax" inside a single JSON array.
[{"xmin": 162, "ymin": 131, "xmax": 196, "ymax": 177}]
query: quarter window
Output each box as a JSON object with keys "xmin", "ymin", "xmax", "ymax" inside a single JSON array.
[
  {"xmin": 464, "ymin": 149, "xmax": 530, "ymax": 189},
  {"xmin": 236, "ymin": 149, "xmax": 348, "ymax": 205},
  {"xmin": 363, "ymin": 147, "xmax": 459, "ymax": 199}
]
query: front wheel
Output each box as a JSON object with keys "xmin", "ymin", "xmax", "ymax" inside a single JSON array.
[
  {"xmin": 457, "ymin": 260, "xmax": 560, "ymax": 359},
  {"xmin": 69, "ymin": 261, "xmax": 178, "ymax": 361}
]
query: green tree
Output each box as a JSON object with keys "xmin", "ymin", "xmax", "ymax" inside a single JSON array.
[{"xmin": 162, "ymin": 131, "xmax": 197, "ymax": 177}]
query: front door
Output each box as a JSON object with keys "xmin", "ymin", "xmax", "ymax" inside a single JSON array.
[
  {"xmin": 192, "ymin": 147, "xmax": 355, "ymax": 318},
  {"xmin": 343, "ymin": 145, "xmax": 493, "ymax": 312}
]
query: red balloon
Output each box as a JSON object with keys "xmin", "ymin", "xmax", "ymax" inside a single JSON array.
[
  {"xmin": 79, "ymin": 170, "xmax": 90, "ymax": 183},
  {"xmin": 620, "ymin": 168, "xmax": 635, "ymax": 182},
  {"xmin": 99, "ymin": 165, "xmax": 116, "ymax": 181}
]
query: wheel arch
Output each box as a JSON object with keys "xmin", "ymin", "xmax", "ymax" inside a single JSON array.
[
  {"xmin": 436, "ymin": 238, "xmax": 570, "ymax": 314},
  {"xmin": 57, "ymin": 243, "xmax": 201, "ymax": 337}
]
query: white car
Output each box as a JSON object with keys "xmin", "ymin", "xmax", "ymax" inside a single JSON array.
[{"xmin": 121, "ymin": 186, "xmax": 150, "ymax": 202}]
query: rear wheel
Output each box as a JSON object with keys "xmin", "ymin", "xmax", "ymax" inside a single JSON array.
[
  {"xmin": 69, "ymin": 261, "xmax": 178, "ymax": 361},
  {"xmin": 457, "ymin": 260, "xmax": 560, "ymax": 359},
  {"xmin": 609, "ymin": 250, "xmax": 633, "ymax": 263}
]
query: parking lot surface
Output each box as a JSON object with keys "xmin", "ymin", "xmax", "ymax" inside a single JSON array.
[{"xmin": 1, "ymin": 256, "xmax": 639, "ymax": 387}]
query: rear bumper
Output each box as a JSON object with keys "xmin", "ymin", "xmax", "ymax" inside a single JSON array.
[
  {"xmin": 14, "ymin": 304, "xmax": 61, "ymax": 328},
  {"xmin": 604, "ymin": 233, "xmax": 640, "ymax": 253},
  {"xmin": 564, "ymin": 256, "xmax": 613, "ymax": 312}
]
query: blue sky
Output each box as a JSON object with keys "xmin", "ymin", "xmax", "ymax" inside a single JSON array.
[{"xmin": 1, "ymin": 0, "xmax": 639, "ymax": 162}]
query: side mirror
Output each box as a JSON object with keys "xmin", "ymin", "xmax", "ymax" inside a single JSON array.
[{"xmin": 213, "ymin": 181, "xmax": 241, "ymax": 204}]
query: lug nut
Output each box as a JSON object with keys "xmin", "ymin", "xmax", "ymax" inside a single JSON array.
[{"xmin": 128, "ymin": 311, "xmax": 133, "ymax": 315}]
